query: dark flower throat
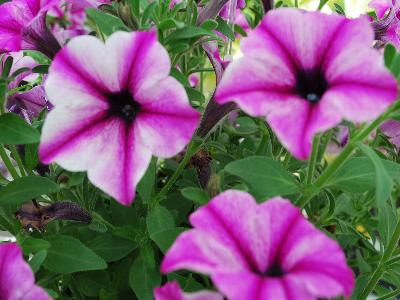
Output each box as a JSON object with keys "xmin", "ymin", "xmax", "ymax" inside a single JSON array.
[
  {"xmin": 295, "ymin": 68, "xmax": 328, "ymax": 103},
  {"xmin": 107, "ymin": 90, "xmax": 141, "ymax": 123},
  {"xmin": 254, "ymin": 263, "xmax": 285, "ymax": 278}
]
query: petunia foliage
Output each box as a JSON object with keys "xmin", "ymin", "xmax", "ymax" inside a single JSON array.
[{"xmin": 0, "ymin": 0, "xmax": 399, "ymax": 299}]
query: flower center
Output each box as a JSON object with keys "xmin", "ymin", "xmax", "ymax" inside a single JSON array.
[
  {"xmin": 254, "ymin": 263, "xmax": 285, "ymax": 278},
  {"xmin": 295, "ymin": 68, "xmax": 328, "ymax": 103},
  {"xmin": 107, "ymin": 90, "xmax": 141, "ymax": 123}
]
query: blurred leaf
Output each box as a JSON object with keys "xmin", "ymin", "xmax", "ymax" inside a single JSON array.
[
  {"xmin": 216, "ymin": 17, "xmax": 235, "ymax": 41},
  {"xmin": 87, "ymin": 8, "xmax": 129, "ymax": 36},
  {"xmin": 378, "ymin": 202, "xmax": 398, "ymax": 247},
  {"xmin": 146, "ymin": 205, "xmax": 175, "ymax": 235},
  {"xmin": 44, "ymin": 235, "xmax": 107, "ymax": 274},
  {"xmin": 129, "ymin": 249, "xmax": 161, "ymax": 300},
  {"xmin": 158, "ymin": 18, "xmax": 185, "ymax": 30},
  {"xmin": 150, "ymin": 227, "xmax": 187, "ymax": 253},
  {"xmin": 1, "ymin": 56, "xmax": 13, "ymax": 77},
  {"xmin": 181, "ymin": 187, "xmax": 209, "ymax": 204},
  {"xmin": 86, "ymin": 233, "xmax": 137, "ymax": 262},
  {"xmin": 0, "ymin": 176, "xmax": 59, "ymax": 206},
  {"xmin": 201, "ymin": 19, "xmax": 218, "ymax": 31},
  {"xmin": 325, "ymin": 157, "xmax": 400, "ymax": 193},
  {"xmin": 0, "ymin": 113, "xmax": 40, "ymax": 144},
  {"xmin": 225, "ymin": 156, "xmax": 300, "ymax": 201},
  {"xmin": 384, "ymin": 44, "xmax": 396, "ymax": 69},
  {"xmin": 21, "ymin": 237, "xmax": 50, "ymax": 254},
  {"xmin": 358, "ymin": 143, "xmax": 393, "ymax": 206},
  {"xmin": 166, "ymin": 26, "xmax": 218, "ymax": 43},
  {"xmin": 29, "ymin": 250, "xmax": 47, "ymax": 273},
  {"xmin": 137, "ymin": 158, "xmax": 156, "ymax": 203},
  {"xmin": 74, "ymin": 271, "xmax": 111, "ymax": 297}
]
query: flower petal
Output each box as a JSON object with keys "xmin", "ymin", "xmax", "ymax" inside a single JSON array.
[
  {"xmin": 279, "ymin": 212, "xmax": 355, "ymax": 297},
  {"xmin": 135, "ymin": 77, "xmax": 200, "ymax": 158},
  {"xmin": 253, "ymin": 8, "xmax": 346, "ymax": 70},
  {"xmin": 215, "ymin": 56, "xmax": 295, "ymax": 116},
  {"xmin": 161, "ymin": 229, "xmax": 247, "ymax": 275},
  {"xmin": 0, "ymin": 243, "xmax": 50, "ymax": 300},
  {"xmin": 39, "ymin": 106, "xmax": 151, "ymax": 205},
  {"xmin": 154, "ymin": 281, "xmax": 223, "ymax": 300}
]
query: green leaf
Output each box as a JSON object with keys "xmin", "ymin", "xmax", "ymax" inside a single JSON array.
[
  {"xmin": 87, "ymin": 8, "xmax": 128, "ymax": 36},
  {"xmin": 2, "ymin": 56, "xmax": 13, "ymax": 77},
  {"xmin": 150, "ymin": 227, "xmax": 187, "ymax": 253},
  {"xmin": 86, "ymin": 233, "xmax": 137, "ymax": 262},
  {"xmin": 215, "ymin": 17, "xmax": 235, "ymax": 41},
  {"xmin": 29, "ymin": 250, "xmax": 47, "ymax": 273},
  {"xmin": 201, "ymin": 19, "xmax": 218, "ymax": 31},
  {"xmin": 74, "ymin": 271, "xmax": 111, "ymax": 297},
  {"xmin": 326, "ymin": 157, "xmax": 400, "ymax": 193},
  {"xmin": 44, "ymin": 235, "xmax": 107, "ymax": 274},
  {"xmin": 141, "ymin": 2, "xmax": 157, "ymax": 26},
  {"xmin": 378, "ymin": 202, "xmax": 398, "ymax": 247},
  {"xmin": 0, "ymin": 113, "xmax": 40, "ymax": 144},
  {"xmin": 384, "ymin": 44, "xmax": 396, "ymax": 68},
  {"xmin": 146, "ymin": 205, "xmax": 174, "ymax": 235},
  {"xmin": 158, "ymin": 18, "xmax": 184, "ymax": 30},
  {"xmin": 185, "ymin": 87, "xmax": 205, "ymax": 103},
  {"xmin": 0, "ymin": 176, "xmax": 59, "ymax": 206},
  {"xmin": 358, "ymin": 144, "xmax": 392, "ymax": 206},
  {"xmin": 21, "ymin": 237, "xmax": 50, "ymax": 254},
  {"xmin": 166, "ymin": 26, "xmax": 218, "ymax": 43},
  {"xmin": 181, "ymin": 187, "xmax": 209, "ymax": 204},
  {"xmin": 129, "ymin": 250, "xmax": 161, "ymax": 300},
  {"xmin": 32, "ymin": 65, "xmax": 49, "ymax": 74},
  {"xmin": 137, "ymin": 158, "xmax": 156, "ymax": 203},
  {"xmin": 24, "ymin": 143, "xmax": 39, "ymax": 171},
  {"xmin": 225, "ymin": 156, "xmax": 300, "ymax": 201}
]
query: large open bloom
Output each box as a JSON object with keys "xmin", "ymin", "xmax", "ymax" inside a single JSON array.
[
  {"xmin": 39, "ymin": 31, "xmax": 200, "ymax": 205},
  {"xmin": 154, "ymin": 281, "xmax": 223, "ymax": 300},
  {"xmin": 0, "ymin": 243, "xmax": 50, "ymax": 300},
  {"xmin": 215, "ymin": 8, "xmax": 398, "ymax": 159},
  {"xmin": 0, "ymin": 0, "xmax": 61, "ymax": 57},
  {"xmin": 161, "ymin": 190, "xmax": 354, "ymax": 300}
]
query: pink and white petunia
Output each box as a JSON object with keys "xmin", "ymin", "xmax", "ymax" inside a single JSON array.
[
  {"xmin": 39, "ymin": 31, "xmax": 200, "ymax": 206},
  {"xmin": 215, "ymin": 8, "xmax": 398, "ymax": 159},
  {"xmin": 161, "ymin": 190, "xmax": 355, "ymax": 300},
  {"xmin": 0, "ymin": 243, "xmax": 50, "ymax": 300},
  {"xmin": 154, "ymin": 281, "xmax": 223, "ymax": 300},
  {"xmin": 0, "ymin": 0, "xmax": 61, "ymax": 57},
  {"xmin": 369, "ymin": 0, "xmax": 395, "ymax": 18}
]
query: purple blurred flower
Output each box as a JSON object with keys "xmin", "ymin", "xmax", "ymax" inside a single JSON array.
[
  {"xmin": 215, "ymin": 8, "xmax": 397, "ymax": 159},
  {"xmin": 49, "ymin": 0, "xmax": 111, "ymax": 44},
  {"xmin": 0, "ymin": 0, "xmax": 61, "ymax": 58},
  {"xmin": 0, "ymin": 243, "xmax": 50, "ymax": 300},
  {"xmin": 39, "ymin": 31, "xmax": 200, "ymax": 206},
  {"xmin": 381, "ymin": 119, "xmax": 400, "ymax": 149},
  {"xmin": 1, "ymin": 52, "xmax": 38, "ymax": 89},
  {"xmin": 154, "ymin": 281, "xmax": 223, "ymax": 300},
  {"xmin": 369, "ymin": 0, "xmax": 400, "ymax": 48},
  {"xmin": 219, "ymin": 0, "xmax": 246, "ymax": 19},
  {"xmin": 161, "ymin": 190, "xmax": 355, "ymax": 300}
]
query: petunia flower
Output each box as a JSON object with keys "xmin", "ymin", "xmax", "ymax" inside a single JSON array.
[
  {"xmin": 39, "ymin": 31, "xmax": 200, "ymax": 206},
  {"xmin": 49, "ymin": 0, "xmax": 111, "ymax": 44},
  {"xmin": 369, "ymin": 0, "xmax": 400, "ymax": 48},
  {"xmin": 161, "ymin": 190, "xmax": 355, "ymax": 300},
  {"xmin": 215, "ymin": 8, "xmax": 398, "ymax": 159},
  {"xmin": 154, "ymin": 281, "xmax": 223, "ymax": 300},
  {"xmin": 369, "ymin": 0, "xmax": 394, "ymax": 18},
  {"xmin": 1, "ymin": 52, "xmax": 38, "ymax": 89},
  {"xmin": 0, "ymin": 0, "xmax": 61, "ymax": 58},
  {"xmin": 380, "ymin": 119, "xmax": 400, "ymax": 149},
  {"xmin": 0, "ymin": 243, "xmax": 50, "ymax": 300}
]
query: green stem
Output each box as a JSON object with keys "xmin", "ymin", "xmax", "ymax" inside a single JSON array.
[
  {"xmin": 317, "ymin": 0, "xmax": 328, "ymax": 10},
  {"xmin": 377, "ymin": 289, "xmax": 400, "ymax": 300},
  {"xmin": 295, "ymin": 105, "xmax": 396, "ymax": 208},
  {"xmin": 256, "ymin": 121, "xmax": 269, "ymax": 155},
  {"xmin": 0, "ymin": 145, "xmax": 19, "ymax": 179},
  {"xmin": 294, "ymin": 0, "xmax": 298, "ymax": 7},
  {"xmin": 152, "ymin": 138, "xmax": 200, "ymax": 205},
  {"xmin": 9, "ymin": 145, "xmax": 26, "ymax": 176},
  {"xmin": 359, "ymin": 219, "xmax": 400, "ymax": 299},
  {"xmin": 306, "ymin": 134, "xmax": 321, "ymax": 185}
]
